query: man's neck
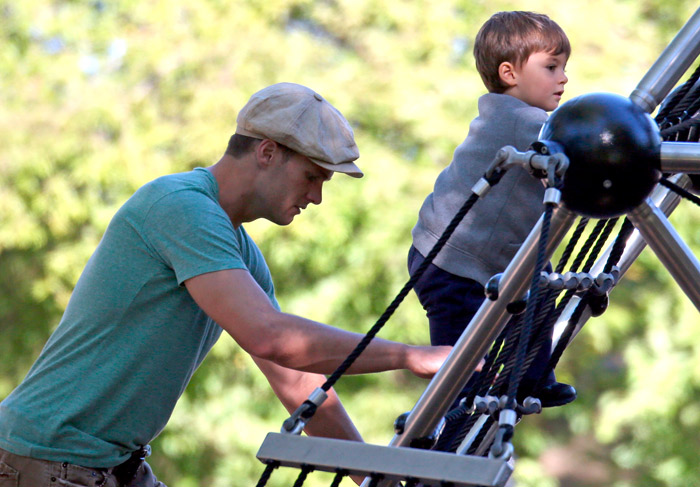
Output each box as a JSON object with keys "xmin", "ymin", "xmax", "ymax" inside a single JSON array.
[{"xmin": 207, "ymin": 155, "xmax": 258, "ymax": 228}]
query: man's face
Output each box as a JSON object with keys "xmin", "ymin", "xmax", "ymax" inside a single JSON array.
[
  {"xmin": 506, "ymin": 51, "xmax": 569, "ymax": 112},
  {"xmin": 264, "ymin": 151, "xmax": 334, "ymax": 226}
]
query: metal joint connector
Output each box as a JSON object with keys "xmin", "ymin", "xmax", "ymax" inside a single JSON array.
[
  {"xmin": 498, "ymin": 409, "xmax": 517, "ymax": 428},
  {"xmin": 281, "ymin": 388, "xmax": 328, "ymax": 435},
  {"xmin": 543, "ymin": 187, "xmax": 562, "ymax": 206},
  {"xmin": 471, "ymin": 177, "xmax": 492, "ymax": 197}
]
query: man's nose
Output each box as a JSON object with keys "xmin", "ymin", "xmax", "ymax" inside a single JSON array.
[{"xmin": 307, "ymin": 182, "xmax": 323, "ymax": 205}]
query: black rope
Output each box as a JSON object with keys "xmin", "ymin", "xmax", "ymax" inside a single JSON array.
[
  {"xmin": 548, "ymin": 218, "xmax": 613, "ymax": 320},
  {"xmin": 438, "ymin": 214, "xmax": 612, "ymax": 455},
  {"xmin": 329, "ymin": 470, "xmax": 348, "ymax": 487},
  {"xmin": 320, "ymin": 171, "xmax": 506, "ymax": 393},
  {"xmin": 261, "ymin": 170, "xmax": 506, "ymax": 487},
  {"xmin": 435, "ymin": 323, "xmax": 513, "ymax": 453},
  {"xmin": 603, "ymin": 218, "xmax": 635, "ymax": 273},
  {"xmin": 490, "ymin": 315, "xmax": 526, "ymax": 399},
  {"xmin": 292, "ymin": 465, "xmax": 315, "ymax": 487},
  {"xmin": 510, "ymin": 218, "xmax": 592, "ymax": 384},
  {"xmin": 555, "ymin": 218, "xmax": 590, "ymax": 273},
  {"xmin": 505, "ymin": 199, "xmax": 555, "ymax": 408},
  {"xmin": 656, "ymin": 63, "xmax": 700, "ymax": 123},
  {"xmin": 255, "ymin": 461, "xmax": 280, "ymax": 487},
  {"xmin": 659, "ymin": 177, "xmax": 700, "ymax": 208},
  {"xmin": 660, "ymin": 115, "xmax": 700, "ymax": 138},
  {"xmin": 545, "ymin": 218, "xmax": 634, "ymax": 377},
  {"xmin": 466, "ymin": 416, "xmax": 495, "ymax": 455}
]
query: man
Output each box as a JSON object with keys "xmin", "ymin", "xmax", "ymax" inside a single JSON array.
[{"xmin": 0, "ymin": 83, "xmax": 450, "ymax": 486}]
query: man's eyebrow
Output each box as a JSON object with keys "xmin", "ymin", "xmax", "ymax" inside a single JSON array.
[{"xmin": 318, "ymin": 168, "xmax": 333, "ymax": 181}]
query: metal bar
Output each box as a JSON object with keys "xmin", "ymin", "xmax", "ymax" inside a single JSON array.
[
  {"xmin": 660, "ymin": 141, "xmax": 700, "ymax": 173},
  {"xmin": 385, "ymin": 207, "xmax": 577, "ymax": 455},
  {"xmin": 629, "ymin": 7, "xmax": 700, "ymax": 113},
  {"xmin": 256, "ymin": 433, "xmax": 513, "ymax": 487},
  {"xmin": 552, "ymin": 175, "xmax": 688, "ymax": 348},
  {"xmin": 628, "ymin": 198, "xmax": 700, "ymax": 311}
]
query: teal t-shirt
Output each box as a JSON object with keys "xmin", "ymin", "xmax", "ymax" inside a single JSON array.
[{"xmin": 0, "ymin": 168, "xmax": 279, "ymax": 467}]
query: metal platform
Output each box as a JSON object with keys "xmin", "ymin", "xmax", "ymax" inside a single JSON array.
[{"xmin": 256, "ymin": 433, "xmax": 513, "ymax": 487}]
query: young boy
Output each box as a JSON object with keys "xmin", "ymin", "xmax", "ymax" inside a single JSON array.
[{"xmin": 408, "ymin": 11, "xmax": 576, "ymax": 407}]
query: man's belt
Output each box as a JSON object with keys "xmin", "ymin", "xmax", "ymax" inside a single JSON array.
[{"xmin": 111, "ymin": 445, "xmax": 151, "ymax": 485}]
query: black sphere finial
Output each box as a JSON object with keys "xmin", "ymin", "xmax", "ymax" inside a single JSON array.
[{"xmin": 539, "ymin": 93, "xmax": 662, "ymax": 218}]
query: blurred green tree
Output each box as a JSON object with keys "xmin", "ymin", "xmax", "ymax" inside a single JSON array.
[{"xmin": 0, "ymin": 1, "xmax": 699, "ymax": 486}]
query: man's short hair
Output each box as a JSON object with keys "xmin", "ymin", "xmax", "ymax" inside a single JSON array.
[
  {"xmin": 474, "ymin": 11, "xmax": 571, "ymax": 94},
  {"xmin": 226, "ymin": 133, "xmax": 260, "ymax": 158},
  {"xmin": 225, "ymin": 133, "xmax": 295, "ymax": 161}
]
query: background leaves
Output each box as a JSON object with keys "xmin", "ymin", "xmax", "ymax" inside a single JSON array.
[{"xmin": 1, "ymin": 1, "xmax": 699, "ymax": 486}]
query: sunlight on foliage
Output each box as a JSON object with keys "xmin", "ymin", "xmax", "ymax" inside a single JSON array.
[{"xmin": 1, "ymin": 0, "xmax": 699, "ymax": 485}]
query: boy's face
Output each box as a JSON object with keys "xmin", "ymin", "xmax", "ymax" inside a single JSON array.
[{"xmin": 501, "ymin": 51, "xmax": 568, "ymax": 112}]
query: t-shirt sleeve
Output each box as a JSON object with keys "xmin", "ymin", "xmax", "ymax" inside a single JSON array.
[{"xmin": 141, "ymin": 189, "xmax": 246, "ymax": 285}]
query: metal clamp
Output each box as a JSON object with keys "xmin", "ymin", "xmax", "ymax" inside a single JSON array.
[
  {"xmin": 474, "ymin": 395, "xmax": 501, "ymax": 416},
  {"xmin": 281, "ymin": 388, "xmax": 328, "ymax": 435},
  {"xmin": 489, "ymin": 409, "xmax": 517, "ymax": 461}
]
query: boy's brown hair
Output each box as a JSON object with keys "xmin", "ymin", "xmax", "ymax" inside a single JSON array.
[{"xmin": 474, "ymin": 11, "xmax": 571, "ymax": 93}]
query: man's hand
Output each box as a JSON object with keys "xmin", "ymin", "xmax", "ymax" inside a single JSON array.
[
  {"xmin": 405, "ymin": 345, "xmax": 452, "ymax": 379},
  {"xmin": 404, "ymin": 346, "xmax": 487, "ymax": 379}
]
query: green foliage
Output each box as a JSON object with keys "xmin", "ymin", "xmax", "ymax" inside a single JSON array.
[{"xmin": 2, "ymin": 0, "xmax": 700, "ymax": 486}]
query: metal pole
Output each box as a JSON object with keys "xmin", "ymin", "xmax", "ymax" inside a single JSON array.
[
  {"xmin": 629, "ymin": 7, "xmax": 700, "ymax": 113},
  {"xmin": 660, "ymin": 141, "xmax": 700, "ymax": 173},
  {"xmin": 628, "ymin": 198, "xmax": 700, "ymax": 311},
  {"xmin": 387, "ymin": 207, "xmax": 577, "ymax": 451},
  {"xmin": 553, "ymin": 175, "xmax": 689, "ymax": 348}
]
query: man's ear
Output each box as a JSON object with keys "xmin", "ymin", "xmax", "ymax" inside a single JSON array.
[
  {"xmin": 255, "ymin": 139, "xmax": 278, "ymax": 168},
  {"xmin": 498, "ymin": 61, "xmax": 518, "ymax": 88}
]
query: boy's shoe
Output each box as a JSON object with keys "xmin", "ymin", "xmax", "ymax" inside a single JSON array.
[{"xmin": 535, "ymin": 382, "xmax": 577, "ymax": 408}]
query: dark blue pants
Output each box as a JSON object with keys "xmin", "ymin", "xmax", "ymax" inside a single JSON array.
[{"xmin": 407, "ymin": 245, "xmax": 554, "ymax": 394}]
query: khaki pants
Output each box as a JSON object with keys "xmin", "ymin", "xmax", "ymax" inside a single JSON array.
[{"xmin": 0, "ymin": 447, "xmax": 167, "ymax": 487}]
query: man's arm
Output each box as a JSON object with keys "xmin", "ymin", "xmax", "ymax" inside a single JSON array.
[
  {"xmin": 252, "ymin": 357, "xmax": 363, "ymax": 441},
  {"xmin": 184, "ymin": 268, "xmax": 449, "ymax": 376},
  {"xmin": 253, "ymin": 358, "xmax": 371, "ymax": 485}
]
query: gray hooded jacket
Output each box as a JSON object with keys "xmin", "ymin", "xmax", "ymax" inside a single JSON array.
[{"xmin": 412, "ymin": 93, "xmax": 547, "ymax": 285}]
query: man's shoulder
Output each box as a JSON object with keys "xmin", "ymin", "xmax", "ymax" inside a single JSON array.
[
  {"xmin": 144, "ymin": 168, "xmax": 213, "ymax": 195},
  {"xmin": 128, "ymin": 169, "xmax": 216, "ymax": 209}
]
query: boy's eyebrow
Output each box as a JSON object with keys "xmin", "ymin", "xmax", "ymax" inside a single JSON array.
[{"xmin": 545, "ymin": 53, "xmax": 567, "ymax": 62}]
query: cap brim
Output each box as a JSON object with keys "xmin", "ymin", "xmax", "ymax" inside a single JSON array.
[{"xmin": 311, "ymin": 159, "xmax": 364, "ymax": 178}]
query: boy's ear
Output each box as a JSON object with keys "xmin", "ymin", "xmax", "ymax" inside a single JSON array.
[{"xmin": 498, "ymin": 61, "xmax": 518, "ymax": 88}]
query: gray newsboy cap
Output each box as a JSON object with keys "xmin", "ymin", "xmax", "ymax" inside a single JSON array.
[{"xmin": 235, "ymin": 83, "xmax": 363, "ymax": 178}]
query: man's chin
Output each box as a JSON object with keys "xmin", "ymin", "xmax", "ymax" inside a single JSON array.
[{"xmin": 270, "ymin": 215, "xmax": 295, "ymax": 226}]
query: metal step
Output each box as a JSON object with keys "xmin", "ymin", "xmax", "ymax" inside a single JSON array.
[{"xmin": 256, "ymin": 433, "xmax": 513, "ymax": 487}]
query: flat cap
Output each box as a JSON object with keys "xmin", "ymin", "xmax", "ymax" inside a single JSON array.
[{"xmin": 236, "ymin": 83, "xmax": 362, "ymax": 177}]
